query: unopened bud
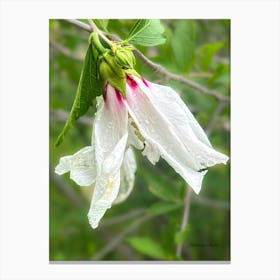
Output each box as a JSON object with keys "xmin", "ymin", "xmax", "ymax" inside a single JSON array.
[
  {"xmin": 99, "ymin": 52, "xmax": 126, "ymax": 97},
  {"xmin": 115, "ymin": 46, "xmax": 136, "ymax": 69}
]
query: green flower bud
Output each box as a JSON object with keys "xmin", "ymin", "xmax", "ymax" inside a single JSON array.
[
  {"xmin": 99, "ymin": 52, "xmax": 126, "ymax": 97},
  {"xmin": 96, "ymin": 42, "xmax": 139, "ymax": 98},
  {"xmin": 114, "ymin": 46, "xmax": 136, "ymax": 70}
]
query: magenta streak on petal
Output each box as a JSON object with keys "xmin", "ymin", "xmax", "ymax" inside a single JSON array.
[
  {"xmin": 126, "ymin": 75, "xmax": 138, "ymax": 90},
  {"xmin": 115, "ymin": 89, "xmax": 124, "ymax": 108},
  {"xmin": 141, "ymin": 77, "xmax": 150, "ymax": 88},
  {"xmin": 104, "ymin": 83, "xmax": 124, "ymax": 112}
]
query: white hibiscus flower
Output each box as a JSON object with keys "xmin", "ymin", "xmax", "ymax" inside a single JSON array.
[{"xmin": 55, "ymin": 74, "xmax": 229, "ymax": 229}]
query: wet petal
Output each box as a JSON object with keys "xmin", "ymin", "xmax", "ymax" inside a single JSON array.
[
  {"xmin": 55, "ymin": 146, "xmax": 95, "ymax": 186},
  {"xmin": 88, "ymin": 84, "xmax": 128, "ymax": 228},
  {"xmin": 88, "ymin": 134, "xmax": 128, "ymax": 228},
  {"xmin": 114, "ymin": 147, "xmax": 137, "ymax": 204},
  {"xmin": 94, "ymin": 85, "xmax": 128, "ymax": 172},
  {"xmin": 141, "ymin": 80, "xmax": 229, "ymax": 167},
  {"xmin": 142, "ymin": 141, "xmax": 161, "ymax": 164},
  {"xmin": 148, "ymin": 81, "xmax": 212, "ymax": 147},
  {"xmin": 127, "ymin": 117, "xmax": 145, "ymax": 150},
  {"xmin": 125, "ymin": 76, "xmax": 228, "ymax": 194}
]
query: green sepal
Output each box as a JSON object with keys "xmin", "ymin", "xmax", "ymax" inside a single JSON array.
[
  {"xmin": 99, "ymin": 52, "xmax": 127, "ymax": 97},
  {"xmin": 55, "ymin": 42, "xmax": 101, "ymax": 147},
  {"xmin": 114, "ymin": 46, "xmax": 135, "ymax": 69},
  {"xmin": 107, "ymin": 75, "xmax": 126, "ymax": 97},
  {"xmin": 125, "ymin": 68, "xmax": 141, "ymax": 78}
]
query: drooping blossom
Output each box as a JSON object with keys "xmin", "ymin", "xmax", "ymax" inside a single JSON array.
[{"xmin": 55, "ymin": 74, "xmax": 228, "ymax": 229}]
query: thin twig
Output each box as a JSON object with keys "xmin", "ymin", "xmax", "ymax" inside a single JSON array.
[
  {"xmin": 205, "ymin": 101, "xmax": 228, "ymax": 136},
  {"xmin": 49, "ymin": 163, "xmax": 85, "ymax": 209},
  {"xmin": 133, "ymin": 49, "xmax": 229, "ymax": 102},
  {"xmin": 100, "ymin": 208, "xmax": 146, "ymax": 227},
  {"xmin": 51, "ymin": 28, "xmax": 88, "ymax": 39},
  {"xmin": 193, "ymin": 195, "xmax": 229, "ymax": 209},
  {"xmin": 88, "ymin": 19, "xmax": 113, "ymax": 47},
  {"xmin": 92, "ymin": 214, "xmax": 153, "ymax": 260},
  {"xmin": 88, "ymin": 19, "xmax": 98, "ymax": 33},
  {"xmin": 61, "ymin": 19, "xmax": 229, "ymax": 102},
  {"xmin": 176, "ymin": 186, "xmax": 193, "ymax": 258},
  {"xmin": 63, "ymin": 19, "xmax": 91, "ymax": 32},
  {"xmin": 49, "ymin": 39, "xmax": 82, "ymax": 61},
  {"xmin": 188, "ymin": 72, "xmax": 212, "ymax": 78}
]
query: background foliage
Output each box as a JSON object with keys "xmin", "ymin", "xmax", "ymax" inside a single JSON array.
[{"xmin": 49, "ymin": 19, "xmax": 230, "ymax": 261}]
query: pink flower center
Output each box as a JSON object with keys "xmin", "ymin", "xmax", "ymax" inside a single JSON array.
[
  {"xmin": 126, "ymin": 75, "xmax": 138, "ymax": 90},
  {"xmin": 115, "ymin": 89, "xmax": 124, "ymax": 106},
  {"xmin": 104, "ymin": 83, "xmax": 124, "ymax": 110}
]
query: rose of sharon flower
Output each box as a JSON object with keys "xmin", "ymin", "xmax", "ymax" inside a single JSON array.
[{"xmin": 55, "ymin": 74, "xmax": 229, "ymax": 229}]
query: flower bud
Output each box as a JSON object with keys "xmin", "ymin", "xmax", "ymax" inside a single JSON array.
[
  {"xmin": 114, "ymin": 46, "xmax": 136, "ymax": 69},
  {"xmin": 99, "ymin": 54, "xmax": 122, "ymax": 80},
  {"xmin": 99, "ymin": 52, "xmax": 126, "ymax": 97}
]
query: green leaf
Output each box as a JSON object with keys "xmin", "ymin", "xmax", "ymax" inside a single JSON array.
[
  {"xmin": 147, "ymin": 201, "xmax": 181, "ymax": 215},
  {"xmin": 126, "ymin": 237, "xmax": 167, "ymax": 259},
  {"xmin": 208, "ymin": 63, "xmax": 229, "ymax": 85},
  {"xmin": 197, "ymin": 42, "xmax": 224, "ymax": 70},
  {"xmin": 126, "ymin": 19, "xmax": 166, "ymax": 46},
  {"xmin": 171, "ymin": 20, "xmax": 196, "ymax": 72},
  {"xmin": 55, "ymin": 44, "xmax": 101, "ymax": 147}
]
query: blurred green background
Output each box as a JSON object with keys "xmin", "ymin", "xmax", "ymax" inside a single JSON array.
[{"xmin": 49, "ymin": 19, "xmax": 230, "ymax": 261}]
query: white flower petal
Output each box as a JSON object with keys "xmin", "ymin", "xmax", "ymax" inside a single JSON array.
[
  {"xmin": 125, "ymin": 76, "xmax": 228, "ymax": 194},
  {"xmin": 142, "ymin": 141, "xmax": 161, "ymax": 164},
  {"xmin": 114, "ymin": 147, "xmax": 137, "ymax": 204},
  {"xmin": 88, "ymin": 171, "xmax": 121, "ymax": 229},
  {"xmin": 127, "ymin": 117, "xmax": 145, "ymax": 150},
  {"xmin": 88, "ymin": 134, "xmax": 128, "ymax": 228},
  {"xmin": 87, "ymin": 84, "xmax": 128, "ymax": 228},
  {"xmin": 55, "ymin": 156, "xmax": 71, "ymax": 175},
  {"xmin": 142, "ymin": 81, "xmax": 229, "ymax": 167},
  {"xmin": 94, "ymin": 85, "xmax": 128, "ymax": 171},
  {"xmin": 125, "ymin": 80, "xmax": 197, "ymax": 171},
  {"xmin": 148, "ymin": 82, "xmax": 212, "ymax": 147},
  {"xmin": 55, "ymin": 146, "xmax": 96, "ymax": 186}
]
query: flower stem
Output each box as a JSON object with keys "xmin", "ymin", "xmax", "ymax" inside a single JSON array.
[
  {"xmin": 176, "ymin": 185, "xmax": 192, "ymax": 258},
  {"xmin": 88, "ymin": 19, "xmax": 113, "ymax": 47},
  {"xmin": 90, "ymin": 33, "xmax": 107, "ymax": 54}
]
